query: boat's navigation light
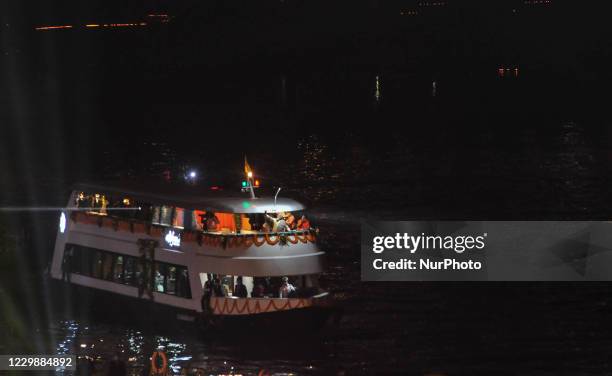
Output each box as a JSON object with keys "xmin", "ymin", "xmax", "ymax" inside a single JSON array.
[
  {"xmin": 59, "ymin": 212, "xmax": 67, "ymax": 233},
  {"xmin": 241, "ymin": 179, "xmax": 261, "ymax": 193},
  {"xmin": 247, "ymin": 171, "xmax": 253, "ymax": 179},
  {"xmin": 189, "ymin": 171, "xmax": 197, "ymax": 179}
]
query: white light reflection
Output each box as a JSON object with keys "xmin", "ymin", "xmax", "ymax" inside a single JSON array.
[
  {"xmin": 155, "ymin": 335, "xmax": 189, "ymax": 374},
  {"xmin": 55, "ymin": 320, "xmax": 79, "ymax": 374}
]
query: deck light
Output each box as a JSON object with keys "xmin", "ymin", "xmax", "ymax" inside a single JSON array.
[
  {"xmin": 189, "ymin": 171, "xmax": 196, "ymax": 178},
  {"xmin": 247, "ymin": 171, "xmax": 253, "ymax": 178},
  {"xmin": 59, "ymin": 212, "xmax": 66, "ymax": 233}
]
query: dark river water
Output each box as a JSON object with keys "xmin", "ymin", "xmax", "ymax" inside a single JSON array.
[{"xmin": 3, "ymin": 7, "xmax": 612, "ymax": 373}]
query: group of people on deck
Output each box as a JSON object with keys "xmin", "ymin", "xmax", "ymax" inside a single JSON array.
[
  {"xmin": 251, "ymin": 276, "xmax": 296, "ymax": 298},
  {"xmin": 196, "ymin": 210, "xmax": 310, "ymax": 233},
  {"xmin": 201, "ymin": 275, "xmax": 300, "ymax": 311},
  {"xmin": 263, "ymin": 211, "xmax": 310, "ymax": 233}
]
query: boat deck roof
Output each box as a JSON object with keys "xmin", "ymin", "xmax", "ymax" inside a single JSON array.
[{"xmin": 73, "ymin": 181, "xmax": 305, "ymax": 214}]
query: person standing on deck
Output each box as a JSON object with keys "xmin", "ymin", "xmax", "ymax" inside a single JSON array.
[
  {"xmin": 265, "ymin": 211, "xmax": 289, "ymax": 232},
  {"xmin": 297, "ymin": 215, "xmax": 311, "ymax": 230},
  {"xmin": 279, "ymin": 276, "xmax": 296, "ymax": 298},
  {"xmin": 234, "ymin": 276, "xmax": 248, "ymax": 298},
  {"xmin": 201, "ymin": 277, "xmax": 213, "ymax": 313}
]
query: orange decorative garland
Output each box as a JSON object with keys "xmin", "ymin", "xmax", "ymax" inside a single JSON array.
[
  {"xmin": 209, "ymin": 297, "xmax": 310, "ymax": 315},
  {"xmin": 72, "ymin": 212, "xmax": 317, "ymax": 248}
]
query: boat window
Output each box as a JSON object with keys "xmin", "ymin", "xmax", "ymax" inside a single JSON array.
[
  {"xmin": 73, "ymin": 246, "xmax": 93, "ymax": 277},
  {"xmin": 192, "ymin": 210, "xmax": 205, "ymax": 230},
  {"xmin": 112, "ymin": 255, "xmax": 125, "ymax": 283},
  {"xmin": 134, "ymin": 260, "xmax": 145, "ymax": 287},
  {"xmin": 102, "ymin": 253, "xmax": 113, "ymax": 280},
  {"xmin": 239, "ymin": 214, "xmax": 252, "ymax": 231},
  {"xmin": 166, "ymin": 266, "xmax": 177, "ymax": 294},
  {"xmin": 215, "ymin": 213, "xmax": 236, "ymax": 232},
  {"xmin": 123, "ymin": 257, "xmax": 135, "ymax": 286},
  {"xmin": 154, "ymin": 263, "xmax": 166, "ymax": 293},
  {"xmin": 195, "ymin": 212, "xmax": 237, "ymax": 233},
  {"xmin": 92, "ymin": 251, "xmax": 104, "ymax": 279},
  {"xmin": 182, "ymin": 209, "xmax": 194, "ymax": 230},
  {"xmin": 151, "ymin": 206, "xmax": 161, "ymax": 224},
  {"xmin": 151, "ymin": 205, "xmax": 175, "ymax": 226},
  {"xmin": 160, "ymin": 206, "xmax": 174, "ymax": 226},
  {"xmin": 63, "ymin": 244, "xmax": 192, "ymax": 299},
  {"xmin": 177, "ymin": 267, "xmax": 192, "ymax": 298},
  {"xmin": 173, "ymin": 208, "xmax": 185, "ymax": 229}
]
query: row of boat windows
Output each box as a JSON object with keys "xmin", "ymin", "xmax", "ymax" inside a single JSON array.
[
  {"xmin": 63, "ymin": 244, "xmax": 192, "ymax": 299},
  {"xmin": 75, "ymin": 191, "xmax": 311, "ymax": 233}
]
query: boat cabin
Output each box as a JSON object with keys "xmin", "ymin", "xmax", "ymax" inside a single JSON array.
[{"xmin": 51, "ymin": 182, "xmax": 324, "ymax": 317}]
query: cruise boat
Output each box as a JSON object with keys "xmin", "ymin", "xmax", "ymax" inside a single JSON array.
[{"xmin": 49, "ymin": 179, "xmax": 334, "ymax": 332}]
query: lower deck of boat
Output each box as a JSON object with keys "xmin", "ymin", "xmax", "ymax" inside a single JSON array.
[{"xmin": 48, "ymin": 277, "xmax": 340, "ymax": 336}]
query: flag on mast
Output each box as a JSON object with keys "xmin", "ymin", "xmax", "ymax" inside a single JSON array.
[{"xmin": 244, "ymin": 156, "xmax": 253, "ymax": 178}]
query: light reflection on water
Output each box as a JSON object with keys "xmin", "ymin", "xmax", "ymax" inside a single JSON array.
[
  {"xmin": 51, "ymin": 322, "xmax": 196, "ymax": 375},
  {"xmin": 54, "ymin": 320, "xmax": 79, "ymax": 374},
  {"xmin": 48, "ymin": 318, "xmax": 333, "ymax": 375}
]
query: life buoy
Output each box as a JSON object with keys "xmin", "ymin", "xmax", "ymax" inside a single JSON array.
[{"xmin": 150, "ymin": 350, "xmax": 168, "ymax": 375}]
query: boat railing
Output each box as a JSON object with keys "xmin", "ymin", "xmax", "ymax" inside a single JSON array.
[
  {"xmin": 69, "ymin": 211, "xmax": 318, "ymax": 248},
  {"xmin": 209, "ymin": 296, "xmax": 313, "ymax": 315}
]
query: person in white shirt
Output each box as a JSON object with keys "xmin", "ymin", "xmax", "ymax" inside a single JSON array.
[
  {"xmin": 265, "ymin": 211, "xmax": 289, "ymax": 232},
  {"xmin": 279, "ymin": 276, "xmax": 296, "ymax": 298}
]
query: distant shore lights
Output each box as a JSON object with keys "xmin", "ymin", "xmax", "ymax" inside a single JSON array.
[
  {"xmin": 35, "ymin": 25, "xmax": 72, "ymax": 31},
  {"xmin": 498, "ymin": 66, "xmax": 519, "ymax": 78},
  {"xmin": 35, "ymin": 22, "xmax": 147, "ymax": 31}
]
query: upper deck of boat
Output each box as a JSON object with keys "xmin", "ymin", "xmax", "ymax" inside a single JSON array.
[{"xmin": 73, "ymin": 181, "xmax": 305, "ymax": 214}]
